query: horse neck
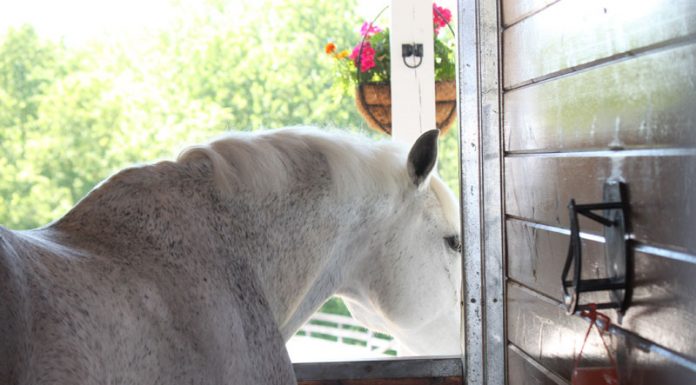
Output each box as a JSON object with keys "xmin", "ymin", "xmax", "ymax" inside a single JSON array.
[
  {"xmin": 51, "ymin": 156, "xmax": 399, "ymax": 340},
  {"xmin": 236, "ymin": 176, "xmax": 400, "ymax": 340}
]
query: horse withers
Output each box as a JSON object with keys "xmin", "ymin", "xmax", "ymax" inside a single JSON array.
[{"xmin": 0, "ymin": 128, "xmax": 461, "ymax": 384}]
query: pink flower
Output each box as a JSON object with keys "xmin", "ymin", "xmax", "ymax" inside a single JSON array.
[
  {"xmin": 361, "ymin": 57, "xmax": 375, "ymax": 72},
  {"xmin": 360, "ymin": 21, "xmax": 382, "ymax": 37},
  {"xmin": 350, "ymin": 41, "xmax": 376, "ymax": 72},
  {"xmin": 433, "ymin": 3, "xmax": 452, "ymax": 35}
]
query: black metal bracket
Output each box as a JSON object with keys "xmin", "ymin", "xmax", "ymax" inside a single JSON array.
[
  {"xmin": 402, "ymin": 43, "xmax": 424, "ymax": 69},
  {"xmin": 561, "ymin": 180, "xmax": 632, "ymax": 315}
]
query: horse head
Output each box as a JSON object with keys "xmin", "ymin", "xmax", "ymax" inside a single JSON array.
[{"xmin": 339, "ymin": 130, "xmax": 462, "ymax": 356}]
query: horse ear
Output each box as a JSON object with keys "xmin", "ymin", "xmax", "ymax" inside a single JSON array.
[{"xmin": 407, "ymin": 130, "xmax": 439, "ymax": 186}]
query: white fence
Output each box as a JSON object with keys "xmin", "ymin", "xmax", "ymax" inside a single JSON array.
[{"xmin": 290, "ymin": 312, "xmax": 399, "ymax": 358}]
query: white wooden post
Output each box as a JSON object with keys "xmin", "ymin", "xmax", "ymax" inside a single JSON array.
[{"xmin": 390, "ymin": 0, "xmax": 437, "ymax": 146}]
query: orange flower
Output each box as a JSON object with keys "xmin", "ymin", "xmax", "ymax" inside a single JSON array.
[
  {"xmin": 325, "ymin": 42, "xmax": 336, "ymax": 54},
  {"xmin": 336, "ymin": 49, "xmax": 349, "ymax": 59}
]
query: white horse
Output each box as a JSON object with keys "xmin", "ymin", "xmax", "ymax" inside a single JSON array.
[{"xmin": 0, "ymin": 128, "xmax": 461, "ymax": 385}]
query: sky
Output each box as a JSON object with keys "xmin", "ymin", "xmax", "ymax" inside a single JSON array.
[
  {"xmin": 0, "ymin": 0, "xmax": 179, "ymax": 45},
  {"xmin": 0, "ymin": 0, "xmax": 456, "ymax": 46}
]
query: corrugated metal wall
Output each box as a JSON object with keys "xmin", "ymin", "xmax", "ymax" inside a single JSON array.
[{"xmin": 500, "ymin": 0, "xmax": 696, "ymax": 384}]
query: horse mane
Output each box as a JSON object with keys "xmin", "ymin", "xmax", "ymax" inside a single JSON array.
[
  {"xmin": 53, "ymin": 127, "xmax": 458, "ymax": 237},
  {"xmin": 176, "ymin": 127, "xmax": 459, "ymax": 228},
  {"xmin": 176, "ymin": 127, "xmax": 411, "ymax": 200}
]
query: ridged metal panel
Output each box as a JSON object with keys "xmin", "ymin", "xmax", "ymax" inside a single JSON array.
[
  {"xmin": 504, "ymin": 43, "xmax": 696, "ymax": 152},
  {"xmin": 501, "ymin": 0, "xmax": 558, "ymax": 27},
  {"xmin": 500, "ymin": 0, "xmax": 696, "ymax": 383},
  {"xmin": 507, "ymin": 344, "xmax": 569, "ymax": 385},
  {"xmin": 502, "ymin": 0, "xmax": 696, "ymax": 89},
  {"xmin": 507, "ymin": 283, "xmax": 696, "ymax": 384},
  {"xmin": 504, "ymin": 151, "xmax": 696, "ymax": 254},
  {"xmin": 506, "ymin": 218, "xmax": 696, "ymax": 358}
]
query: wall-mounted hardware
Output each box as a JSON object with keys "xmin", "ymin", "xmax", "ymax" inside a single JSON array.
[
  {"xmin": 561, "ymin": 180, "xmax": 632, "ymax": 315},
  {"xmin": 402, "ymin": 43, "xmax": 424, "ymax": 68}
]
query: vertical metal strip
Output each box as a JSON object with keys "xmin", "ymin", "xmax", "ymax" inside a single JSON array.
[
  {"xmin": 457, "ymin": 0, "xmax": 504, "ymax": 384},
  {"xmin": 479, "ymin": 0, "xmax": 505, "ymax": 383},
  {"xmin": 457, "ymin": 0, "xmax": 484, "ymax": 384}
]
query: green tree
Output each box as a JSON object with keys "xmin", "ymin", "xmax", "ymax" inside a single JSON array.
[
  {"xmin": 0, "ymin": 26, "xmax": 67, "ymax": 228},
  {"xmin": 159, "ymin": 0, "xmax": 369, "ymax": 132}
]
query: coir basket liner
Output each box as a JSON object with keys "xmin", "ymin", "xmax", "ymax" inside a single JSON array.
[{"xmin": 355, "ymin": 80, "xmax": 457, "ymax": 136}]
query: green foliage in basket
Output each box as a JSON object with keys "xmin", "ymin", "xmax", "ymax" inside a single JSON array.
[{"xmin": 324, "ymin": 3, "xmax": 456, "ymax": 90}]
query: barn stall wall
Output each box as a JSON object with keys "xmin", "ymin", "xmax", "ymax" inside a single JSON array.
[{"xmin": 460, "ymin": 0, "xmax": 696, "ymax": 384}]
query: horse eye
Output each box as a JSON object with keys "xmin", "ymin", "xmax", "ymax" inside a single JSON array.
[{"xmin": 444, "ymin": 235, "xmax": 461, "ymax": 253}]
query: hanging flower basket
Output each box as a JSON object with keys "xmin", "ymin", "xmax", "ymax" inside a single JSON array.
[
  {"xmin": 355, "ymin": 81, "xmax": 457, "ymax": 136},
  {"xmin": 325, "ymin": 3, "xmax": 457, "ymax": 137}
]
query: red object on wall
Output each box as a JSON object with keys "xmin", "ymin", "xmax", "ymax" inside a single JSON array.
[
  {"xmin": 572, "ymin": 305, "xmax": 620, "ymax": 385},
  {"xmin": 572, "ymin": 367, "xmax": 619, "ymax": 385}
]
